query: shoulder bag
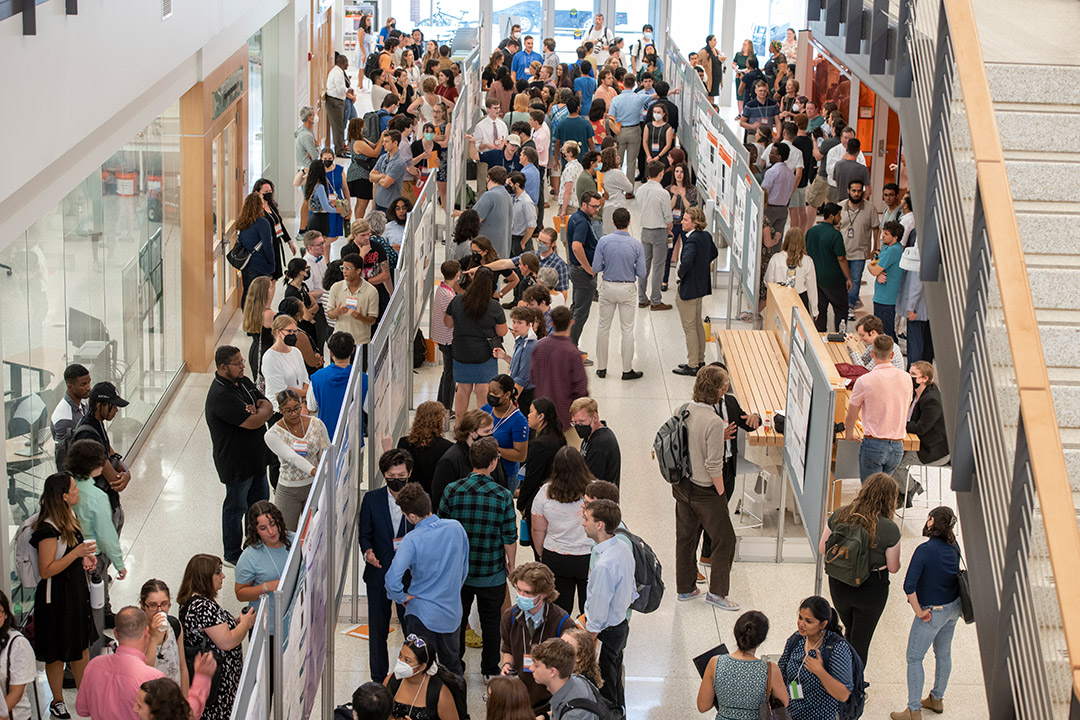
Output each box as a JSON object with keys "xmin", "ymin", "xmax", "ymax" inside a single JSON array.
[
  {"xmin": 957, "ymin": 550, "xmax": 975, "ymax": 624},
  {"xmin": 758, "ymin": 660, "xmax": 793, "ymax": 720}
]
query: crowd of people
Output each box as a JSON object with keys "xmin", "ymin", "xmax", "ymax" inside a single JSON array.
[{"xmin": 6, "ymin": 17, "xmax": 968, "ymax": 720}]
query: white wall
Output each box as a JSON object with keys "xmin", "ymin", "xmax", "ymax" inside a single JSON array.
[{"xmin": 0, "ymin": 0, "xmax": 293, "ymax": 246}]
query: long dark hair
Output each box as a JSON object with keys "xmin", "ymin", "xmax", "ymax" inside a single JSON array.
[
  {"xmin": 924, "ymin": 506, "xmax": 958, "ymax": 544},
  {"xmin": 800, "ymin": 595, "xmax": 842, "ymax": 635},
  {"xmin": 497, "ymin": 65, "xmax": 514, "ymax": 92},
  {"xmin": 453, "ymin": 209, "xmax": 481, "ymax": 246},
  {"xmin": 303, "ymin": 159, "xmax": 328, "ymax": 201},
  {"xmin": 530, "ymin": 398, "xmax": 566, "ymax": 445},
  {"xmin": 462, "ymin": 267, "xmax": 495, "ymax": 321},
  {"xmin": 389, "ymin": 197, "xmax": 412, "ymax": 226},
  {"xmin": 253, "ymin": 178, "xmax": 277, "ymax": 210},
  {"xmin": 547, "ymin": 447, "xmax": 594, "ymax": 503},
  {"xmin": 284, "ymin": 257, "xmax": 309, "ymax": 286},
  {"xmin": 36, "ymin": 472, "xmax": 79, "ymax": 547},
  {"xmin": 243, "ymin": 501, "xmax": 293, "ymax": 552},
  {"xmin": 139, "ymin": 678, "xmax": 192, "ymax": 720},
  {"xmin": 323, "ymin": 259, "xmax": 345, "ymax": 291},
  {"xmin": 401, "ymin": 634, "xmax": 465, "ymax": 700}
]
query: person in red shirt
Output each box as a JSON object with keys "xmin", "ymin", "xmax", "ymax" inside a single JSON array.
[{"xmin": 529, "ymin": 306, "xmax": 589, "ymax": 448}]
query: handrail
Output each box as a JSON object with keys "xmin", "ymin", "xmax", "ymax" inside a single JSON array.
[{"xmin": 942, "ymin": 0, "xmax": 1080, "ymax": 703}]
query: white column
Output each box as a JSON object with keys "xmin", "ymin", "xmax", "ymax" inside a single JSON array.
[
  {"xmin": 264, "ymin": 1, "xmax": 302, "ymax": 221},
  {"xmin": 719, "ymin": 0, "xmax": 735, "ymax": 108}
]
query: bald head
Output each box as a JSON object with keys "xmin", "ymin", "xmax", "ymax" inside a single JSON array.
[{"xmin": 114, "ymin": 605, "xmax": 149, "ymax": 645}]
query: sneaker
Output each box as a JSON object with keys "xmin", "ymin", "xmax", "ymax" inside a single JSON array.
[
  {"xmin": 696, "ymin": 571, "xmax": 706, "ymax": 584},
  {"xmin": 678, "ymin": 589, "xmax": 704, "ymax": 601},
  {"xmin": 49, "ymin": 702, "xmax": 71, "ymax": 719},
  {"xmin": 596, "ymin": 369, "xmax": 607, "ymax": 378},
  {"xmin": 621, "ymin": 370, "xmax": 643, "ymax": 380},
  {"xmin": 464, "ymin": 628, "xmax": 483, "ymax": 648},
  {"xmin": 582, "ymin": 357, "xmax": 594, "ymax": 367},
  {"xmin": 705, "ymin": 593, "xmax": 741, "ymax": 611}
]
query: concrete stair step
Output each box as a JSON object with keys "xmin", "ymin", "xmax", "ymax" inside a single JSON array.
[
  {"xmin": 1016, "ymin": 207, "xmax": 1080, "ymax": 256},
  {"xmin": 982, "ymin": 63, "xmax": 1080, "ymax": 106},
  {"xmin": 954, "ymin": 155, "xmax": 1080, "ymax": 203},
  {"xmin": 950, "ymin": 105, "xmax": 1080, "ymax": 154}
]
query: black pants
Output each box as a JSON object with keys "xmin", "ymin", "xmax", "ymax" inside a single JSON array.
[
  {"xmin": 815, "ymin": 284, "xmax": 849, "ymax": 332},
  {"xmin": 366, "ymin": 580, "xmax": 405, "ymax": 682},
  {"xmin": 458, "ymin": 583, "xmax": 505, "ymax": 676},
  {"xmin": 829, "ymin": 569, "xmax": 890, "ymax": 669},
  {"xmin": 437, "ymin": 343, "xmax": 455, "ymax": 409},
  {"xmin": 403, "ymin": 613, "xmax": 463, "ymax": 677},
  {"xmin": 597, "ymin": 620, "xmax": 630, "ymax": 708},
  {"xmin": 541, "ymin": 549, "xmax": 590, "ymax": 615}
]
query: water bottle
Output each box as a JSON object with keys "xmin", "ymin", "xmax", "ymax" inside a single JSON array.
[
  {"xmin": 839, "ymin": 319, "xmax": 847, "ymax": 336},
  {"xmin": 703, "ymin": 316, "xmax": 712, "ymax": 339},
  {"xmin": 89, "ymin": 575, "xmax": 105, "ymax": 610}
]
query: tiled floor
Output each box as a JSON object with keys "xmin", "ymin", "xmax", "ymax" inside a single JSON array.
[{"xmin": 54, "ymin": 82, "xmax": 988, "ymax": 718}]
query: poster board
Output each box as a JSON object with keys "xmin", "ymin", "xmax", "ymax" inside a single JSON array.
[
  {"xmin": 781, "ymin": 307, "xmax": 837, "ymax": 557},
  {"xmin": 228, "ymin": 598, "xmax": 270, "ymax": 720}
]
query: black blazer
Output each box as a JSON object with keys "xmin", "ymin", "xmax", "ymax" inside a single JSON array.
[
  {"xmin": 716, "ymin": 394, "xmax": 757, "ymax": 469},
  {"xmin": 908, "ymin": 383, "xmax": 949, "ymax": 464},
  {"xmin": 677, "ymin": 230, "xmax": 719, "ymax": 301},
  {"xmin": 431, "ymin": 441, "xmax": 509, "ymax": 513},
  {"xmin": 358, "ymin": 486, "xmax": 412, "ymax": 586}
]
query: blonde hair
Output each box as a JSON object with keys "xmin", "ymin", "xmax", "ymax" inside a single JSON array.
[
  {"xmin": 271, "ymin": 314, "xmax": 296, "ymax": 336},
  {"xmin": 569, "ymin": 397, "xmax": 599, "ymax": 418},
  {"xmin": 242, "ymin": 276, "xmax": 273, "ymax": 334},
  {"xmin": 692, "ymin": 365, "xmax": 728, "ymax": 404},
  {"xmin": 687, "ymin": 206, "xmax": 708, "ymax": 231},
  {"xmin": 422, "ymin": 77, "xmax": 437, "ymax": 94},
  {"xmin": 562, "ymin": 140, "xmax": 580, "ymax": 158},
  {"xmin": 513, "ymin": 92, "xmax": 530, "ymax": 113},
  {"xmin": 911, "ymin": 360, "xmax": 935, "ymax": 384},
  {"xmin": 783, "ymin": 227, "xmax": 807, "ymax": 268},
  {"xmin": 351, "ymin": 217, "xmax": 371, "ymax": 237}
]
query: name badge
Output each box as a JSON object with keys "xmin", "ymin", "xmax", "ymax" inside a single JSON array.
[
  {"xmin": 393, "ymin": 537, "xmax": 403, "ymax": 551},
  {"xmin": 292, "ymin": 439, "xmax": 308, "ymax": 456},
  {"xmin": 274, "ymin": 222, "xmax": 283, "ymax": 237},
  {"xmin": 789, "ymin": 680, "xmax": 803, "ymax": 700},
  {"xmin": 651, "ymin": 142, "xmax": 660, "ymax": 153},
  {"xmin": 345, "ymin": 296, "xmax": 358, "ymax": 310},
  {"xmin": 847, "ymin": 227, "xmax": 855, "ymax": 239},
  {"xmin": 671, "ymin": 209, "xmax": 682, "ymax": 220},
  {"xmin": 522, "ymin": 654, "xmax": 534, "ymax": 672}
]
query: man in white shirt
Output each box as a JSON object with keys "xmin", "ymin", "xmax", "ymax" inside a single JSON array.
[
  {"xmin": 474, "ymin": 98, "xmax": 509, "ymax": 197},
  {"xmin": 635, "ymin": 161, "xmax": 674, "ymax": 311},
  {"xmin": 825, "ymin": 126, "xmax": 866, "ymax": 193},
  {"xmin": 324, "ymin": 55, "xmax": 350, "ymax": 156},
  {"xmin": 584, "ymin": 14, "xmax": 614, "ymax": 59},
  {"xmin": 301, "ymin": 230, "xmax": 327, "ymax": 303},
  {"xmin": 629, "ymin": 24, "xmax": 654, "ymax": 73}
]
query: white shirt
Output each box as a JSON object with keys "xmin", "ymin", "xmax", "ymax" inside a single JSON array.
[
  {"xmin": 474, "ymin": 116, "xmax": 508, "ymax": 147},
  {"xmin": 765, "ymin": 140, "xmax": 804, "ymax": 173},
  {"xmin": 326, "ymin": 65, "xmax": 348, "ymax": 100},
  {"xmin": 261, "ymin": 347, "xmax": 309, "ymax": 403},
  {"xmin": 826, "ymin": 143, "xmax": 867, "ymax": 186},
  {"xmin": 388, "ymin": 490, "xmax": 404, "ymax": 536},
  {"xmin": 0, "ymin": 631, "xmax": 35, "ymax": 720},
  {"xmin": 764, "ymin": 253, "xmax": 819, "ymax": 316},
  {"xmin": 304, "ymin": 252, "xmax": 326, "ymax": 292},
  {"xmin": 900, "ymin": 212, "xmax": 915, "ymax": 247},
  {"xmin": 530, "ymin": 485, "xmax": 594, "ymax": 555},
  {"xmin": 371, "ymin": 84, "xmax": 391, "ymax": 112}
]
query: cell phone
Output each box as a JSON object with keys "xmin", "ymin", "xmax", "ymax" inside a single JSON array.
[{"xmin": 807, "ymin": 649, "xmax": 818, "ymax": 658}]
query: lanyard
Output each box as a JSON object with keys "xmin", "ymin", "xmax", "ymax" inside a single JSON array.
[
  {"xmin": 845, "ymin": 205, "xmax": 861, "ymax": 227},
  {"xmin": 216, "ymin": 376, "xmax": 256, "ymax": 406},
  {"xmin": 262, "ymin": 543, "xmax": 284, "ymax": 577},
  {"xmin": 797, "ymin": 636, "xmax": 823, "ymax": 683},
  {"xmin": 491, "ymin": 408, "xmax": 517, "ymax": 435}
]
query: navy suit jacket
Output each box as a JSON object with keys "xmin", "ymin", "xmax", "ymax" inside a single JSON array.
[
  {"xmin": 358, "ymin": 486, "xmax": 412, "ymax": 585},
  {"xmin": 677, "ymin": 229, "xmax": 719, "ymax": 301}
]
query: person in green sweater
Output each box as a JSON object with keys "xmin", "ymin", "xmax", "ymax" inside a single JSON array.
[{"xmin": 65, "ymin": 437, "xmax": 126, "ymax": 655}]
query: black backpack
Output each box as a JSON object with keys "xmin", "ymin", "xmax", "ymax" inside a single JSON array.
[
  {"xmin": 820, "ymin": 632, "xmax": 867, "ymax": 720},
  {"xmin": 363, "ymin": 50, "xmax": 386, "ymax": 80},
  {"xmin": 613, "ymin": 527, "xmax": 664, "ymax": 613},
  {"xmin": 414, "ymin": 329, "xmax": 427, "ymax": 369},
  {"xmin": 561, "ymin": 676, "xmax": 625, "ymax": 720}
]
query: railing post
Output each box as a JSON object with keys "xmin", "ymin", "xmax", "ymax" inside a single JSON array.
[{"xmin": 894, "ymin": 0, "xmax": 914, "ymax": 97}]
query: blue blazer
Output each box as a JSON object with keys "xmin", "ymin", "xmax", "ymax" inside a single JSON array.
[
  {"xmin": 238, "ymin": 217, "xmax": 276, "ymax": 277},
  {"xmin": 358, "ymin": 486, "xmax": 413, "ymax": 585},
  {"xmin": 677, "ymin": 229, "xmax": 719, "ymax": 301}
]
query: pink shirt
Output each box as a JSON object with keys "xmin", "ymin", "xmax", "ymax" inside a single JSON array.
[
  {"xmin": 848, "ymin": 362, "xmax": 912, "ymax": 440},
  {"xmin": 76, "ymin": 645, "xmax": 210, "ymax": 720}
]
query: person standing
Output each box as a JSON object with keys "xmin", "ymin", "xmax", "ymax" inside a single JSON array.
[
  {"xmin": 868, "ymin": 221, "xmax": 905, "ymax": 339},
  {"xmin": 700, "ymin": 35, "xmax": 727, "ymax": 102},
  {"xmin": 431, "ymin": 260, "xmax": 460, "ymax": 414},
  {"xmin": 829, "ymin": 139, "xmax": 872, "ymax": 204},
  {"xmin": 295, "ymin": 107, "xmax": 318, "ymax": 172},
  {"xmin": 359, "ymin": 449, "xmax": 416, "ymax": 682},
  {"xmin": 845, "ymin": 335, "xmax": 912, "ymax": 481},
  {"xmin": 326, "ymin": 253, "xmax": 380, "ymax": 354},
  {"xmin": 325, "ymin": 54, "xmax": 349, "ymax": 155},
  {"xmin": 263, "ymin": 389, "xmax": 329, "ymax": 530},
  {"xmin": 608, "ymin": 74, "xmax": 650, "ymax": 182},
  {"xmin": 806, "ymin": 203, "xmax": 851, "ymax": 332},
  {"xmin": 309, "ymin": 331, "xmax": 356, "ymax": 439},
  {"xmin": 511, "ymin": 36, "xmax": 543, "ymax": 82},
  {"xmin": 897, "ymin": 230, "xmax": 933, "ymax": 365},
  {"xmin": 818, "ymin": 472, "xmax": 901, "ymax": 669},
  {"xmin": 838, "ymin": 179, "xmax": 879, "ymax": 316},
  {"xmin": 696, "ymin": 611, "xmax": 789, "ymax": 717},
  {"xmin": 439, "ymin": 438, "xmax": 518, "ymax": 680},
  {"xmin": 385, "ymin": 482, "xmax": 470, "ymax": 676},
  {"xmin": 205, "ymin": 345, "xmax": 273, "ymax": 565},
  {"xmin": 369, "ymin": 131, "xmax": 407, "ymax": 214},
  {"xmin": 473, "ymin": 166, "xmax": 514, "ymax": 259},
  {"xmin": 445, "ymin": 267, "xmax": 508, "ymax": 420},
  {"xmin": 50, "ymin": 363, "xmax": 91, "ymax": 463},
  {"xmin": 509, "ymin": 171, "xmax": 538, "ymax": 257},
  {"xmin": 592, "ymin": 207, "xmax": 646, "ymax": 380},
  {"xmin": 236, "ymin": 192, "xmax": 277, "ymax": 306},
  {"xmin": 581, "ymin": 498, "xmax": 636, "ymax": 709},
  {"xmin": 636, "ymin": 161, "xmax": 674, "ymax": 311},
  {"xmin": 673, "ymin": 208, "xmax": 719, "ymax": 376},
  {"xmin": 566, "ymin": 191, "xmax": 603, "ymax": 351},
  {"xmin": 0, "ymin": 589, "xmax": 42, "ymax": 720},
  {"xmin": 530, "ymin": 306, "xmax": 589, "ymax": 446},
  {"xmin": 890, "ymin": 506, "xmax": 962, "ymax": 720},
  {"xmin": 569, "ymin": 397, "xmax": 621, "ymax": 487},
  {"xmin": 761, "ymin": 143, "xmax": 797, "ymax": 243}
]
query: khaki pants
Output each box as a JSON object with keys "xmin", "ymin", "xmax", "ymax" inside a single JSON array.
[
  {"xmin": 676, "ymin": 294, "xmax": 705, "ymax": 366},
  {"xmin": 596, "ymin": 280, "xmax": 638, "ymax": 373}
]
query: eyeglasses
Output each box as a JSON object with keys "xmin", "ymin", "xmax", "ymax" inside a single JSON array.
[
  {"xmin": 144, "ymin": 600, "xmax": 171, "ymax": 612},
  {"xmin": 226, "ymin": 360, "xmax": 245, "ymax": 367},
  {"xmin": 384, "ymin": 473, "xmax": 410, "ymax": 480}
]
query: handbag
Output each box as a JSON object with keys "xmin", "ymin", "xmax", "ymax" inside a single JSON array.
[
  {"xmin": 758, "ymin": 661, "xmax": 793, "ymax": 720},
  {"xmin": 957, "ymin": 552, "xmax": 975, "ymax": 624},
  {"xmin": 226, "ymin": 237, "xmax": 260, "ymax": 271},
  {"xmin": 899, "ymin": 244, "xmax": 921, "ymax": 272}
]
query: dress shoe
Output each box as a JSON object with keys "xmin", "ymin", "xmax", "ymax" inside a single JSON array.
[
  {"xmin": 651, "ymin": 302, "xmax": 673, "ymax": 311},
  {"xmin": 638, "ymin": 301, "xmax": 650, "ymax": 308},
  {"xmin": 596, "ymin": 369, "xmax": 607, "ymax": 378},
  {"xmin": 622, "ymin": 370, "xmax": 643, "ymax": 380},
  {"xmin": 921, "ymin": 695, "xmax": 943, "ymax": 714},
  {"xmin": 672, "ymin": 364, "xmax": 701, "ymax": 376}
]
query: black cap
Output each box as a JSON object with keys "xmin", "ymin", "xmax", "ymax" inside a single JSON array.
[{"xmin": 90, "ymin": 382, "xmax": 129, "ymax": 408}]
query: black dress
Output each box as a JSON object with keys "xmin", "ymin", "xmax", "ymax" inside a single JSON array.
[
  {"xmin": 29, "ymin": 523, "xmax": 96, "ymax": 663},
  {"xmin": 248, "ymin": 326, "xmax": 274, "ymax": 383}
]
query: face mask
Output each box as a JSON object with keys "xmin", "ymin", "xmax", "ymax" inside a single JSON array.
[
  {"xmin": 574, "ymin": 424, "xmax": 592, "ymax": 440},
  {"xmin": 393, "ymin": 660, "xmax": 415, "ymax": 679},
  {"xmin": 323, "ymin": 158, "xmax": 334, "ymax": 168},
  {"xmin": 424, "ymin": 132, "xmax": 435, "ymax": 141},
  {"xmin": 487, "ymin": 394, "xmax": 502, "ymax": 408},
  {"xmin": 516, "ymin": 594, "xmax": 538, "ymax": 612},
  {"xmin": 653, "ymin": 111, "xmax": 663, "ymax": 121},
  {"xmin": 283, "ymin": 334, "xmax": 298, "ymax": 347},
  {"xmin": 644, "ymin": 32, "xmax": 652, "ymax": 40},
  {"xmin": 386, "ymin": 478, "xmax": 407, "ymax": 492},
  {"xmin": 470, "ymin": 252, "xmax": 483, "ymax": 266},
  {"xmin": 261, "ymin": 192, "xmax": 273, "ymax": 204},
  {"xmin": 792, "ymin": 103, "xmax": 801, "ymax": 112}
]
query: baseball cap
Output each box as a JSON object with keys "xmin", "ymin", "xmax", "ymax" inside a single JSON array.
[
  {"xmin": 507, "ymin": 135, "xmax": 522, "ymax": 147},
  {"xmin": 90, "ymin": 382, "xmax": 129, "ymax": 408}
]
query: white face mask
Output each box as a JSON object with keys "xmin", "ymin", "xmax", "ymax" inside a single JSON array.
[
  {"xmin": 393, "ymin": 660, "xmax": 417, "ymax": 679},
  {"xmin": 653, "ymin": 112, "xmax": 664, "ymax": 121},
  {"xmin": 792, "ymin": 103, "xmax": 801, "ymax": 112}
]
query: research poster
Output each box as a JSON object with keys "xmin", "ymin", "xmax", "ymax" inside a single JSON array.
[
  {"xmin": 302, "ymin": 509, "xmax": 328, "ymax": 715},
  {"xmin": 745, "ymin": 195, "xmax": 761, "ymax": 302},
  {"xmin": 372, "ymin": 339, "xmax": 393, "ymax": 457},
  {"xmin": 281, "ymin": 572, "xmax": 308, "ymax": 720},
  {"xmin": 785, "ymin": 322, "xmax": 813, "ymax": 491},
  {"xmin": 389, "ymin": 289, "xmax": 411, "ymax": 435},
  {"xmin": 695, "ymin": 108, "xmax": 718, "ymax": 202},
  {"xmin": 731, "ymin": 171, "xmax": 747, "ymax": 272},
  {"xmin": 716, "ymin": 130, "xmax": 736, "ymax": 223}
]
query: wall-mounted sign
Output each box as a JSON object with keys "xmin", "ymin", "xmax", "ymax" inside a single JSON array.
[{"xmin": 212, "ymin": 67, "xmax": 245, "ymax": 120}]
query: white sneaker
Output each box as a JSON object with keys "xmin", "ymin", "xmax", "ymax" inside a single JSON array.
[{"xmin": 706, "ymin": 594, "xmax": 741, "ymax": 611}]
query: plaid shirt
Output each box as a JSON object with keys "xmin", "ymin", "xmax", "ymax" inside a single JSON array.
[
  {"xmin": 536, "ymin": 251, "xmax": 570, "ymax": 291},
  {"xmin": 438, "ymin": 472, "xmax": 517, "ymax": 586}
]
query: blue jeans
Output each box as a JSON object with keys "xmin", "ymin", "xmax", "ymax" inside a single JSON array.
[
  {"xmin": 859, "ymin": 437, "xmax": 904, "ymax": 482},
  {"xmin": 222, "ymin": 473, "xmax": 270, "ymax": 563},
  {"xmin": 874, "ymin": 302, "xmax": 896, "ymax": 339},
  {"xmin": 847, "ymin": 259, "xmax": 866, "ymax": 309},
  {"xmin": 907, "ymin": 319, "xmax": 934, "ymax": 366},
  {"xmin": 906, "ymin": 598, "xmax": 962, "ymax": 710}
]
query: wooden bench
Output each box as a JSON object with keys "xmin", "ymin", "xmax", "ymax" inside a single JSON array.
[{"xmin": 714, "ymin": 328, "xmax": 787, "ymax": 447}]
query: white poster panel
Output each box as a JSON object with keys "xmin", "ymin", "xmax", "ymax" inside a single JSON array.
[
  {"xmin": 716, "ymin": 131, "xmax": 735, "ymax": 223},
  {"xmin": 302, "ymin": 508, "xmax": 328, "ymax": 716},
  {"xmin": 731, "ymin": 171, "xmax": 747, "ymax": 271},
  {"xmin": 785, "ymin": 320, "xmax": 813, "ymax": 491}
]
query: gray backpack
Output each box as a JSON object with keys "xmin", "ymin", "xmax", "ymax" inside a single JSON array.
[{"xmin": 653, "ymin": 403, "xmax": 692, "ymax": 484}]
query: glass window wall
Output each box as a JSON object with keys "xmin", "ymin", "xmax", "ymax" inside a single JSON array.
[
  {"xmin": 388, "ymin": 0, "xmax": 480, "ymax": 48},
  {"xmin": 2, "ymin": 104, "xmax": 184, "ymax": 612}
]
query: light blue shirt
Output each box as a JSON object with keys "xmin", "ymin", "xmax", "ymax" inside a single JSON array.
[
  {"xmin": 584, "ymin": 535, "xmax": 638, "ymax": 633},
  {"xmin": 522, "ymin": 163, "xmax": 541, "ymax": 205},
  {"xmin": 511, "ymin": 50, "xmax": 543, "ymax": 78},
  {"xmin": 385, "ymin": 515, "xmax": 470, "ymax": 633},
  {"xmin": 593, "ymin": 231, "xmax": 647, "ymax": 283},
  {"xmin": 608, "ymin": 89, "xmax": 652, "ymax": 126},
  {"xmin": 235, "ymin": 532, "xmax": 296, "ymax": 620}
]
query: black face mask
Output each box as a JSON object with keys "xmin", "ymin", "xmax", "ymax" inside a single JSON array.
[
  {"xmin": 487, "ymin": 394, "xmax": 502, "ymax": 408},
  {"xmin": 386, "ymin": 478, "xmax": 408, "ymax": 492},
  {"xmin": 470, "ymin": 252, "xmax": 483, "ymax": 267},
  {"xmin": 284, "ymin": 334, "xmax": 298, "ymax": 347},
  {"xmin": 323, "ymin": 158, "xmax": 334, "ymax": 168},
  {"xmin": 574, "ymin": 424, "xmax": 592, "ymax": 440},
  {"xmin": 261, "ymin": 192, "xmax": 274, "ymax": 205}
]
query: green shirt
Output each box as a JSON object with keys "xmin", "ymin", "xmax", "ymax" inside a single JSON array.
[
  {"xmin": 575, "ymin": 171, "xmax": 597, "ymax": 204},
  {"xmin": 439, "ymin": 472, "xmax": 517, "ymax": 587},
  {"xmin": 806, "ymin": 222, "xmax": 848, "ymax": 288},
  {"xmin": 72, "ymin": 475, "xmax": 125, "ymax": 572}
]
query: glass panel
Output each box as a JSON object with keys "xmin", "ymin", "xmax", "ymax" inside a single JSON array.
[
  {"xmin": 389, "ymin": 0, "xmax": 480, "ymax": 48},
  {"xmin": 248, "ymin": 31, "xmax": 265, "ymax": 179},
  {"xmin": 612, "ymin": 1, "xmax": 649, "ymax": 59},
  {"xmin": 212, "ymin": 136, "xmax": 221, "ymax": 316},
  {"xmin": 493, "ymin": 0, "xmax": 542, "ymax": 38},
  {"xmin": 552, "ymin": 0, "xmax": 598, "ymax": 54},
  {"xmin": 735, "ymin": 0, "xmax": 803, "ymax": 58},
  {"xmin": 223, "ymin": 123, "xmax": 237, "ymax": 303}
]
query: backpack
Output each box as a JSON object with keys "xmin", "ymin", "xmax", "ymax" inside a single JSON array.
[
  {"xmin": 363, "ymin": 50, "xmax": 386, "ymax": 80},
  {"xmin": 54, "ymin": 421, "xmax": 104, "ymax": 474},
  {"xmin": 14, "ymin": 517, "xmax": 64, "ymax": 594},
  {"xmin": 823, "ymin": 514, "xmax": 871, "ymax": 587},
  {"xmin": 362, "ymin": 110, "xmax": 381, "ymax": 142},
  {"xmin": 613, "ymin": 526, "xmax": 664, "ymax": 613},
  {"xmin": 819, "ymin": 632, "xmax": 867, "ymax": 720},
  {"xmin": 414, "ymin": 329, "xmax": 427, "ymax": 369},
  {"xmin": 388, "ymin": 671, "xmax": 469, "ymax": 720},
  {"xmin": 653, "ymin": 403, "xmax": 692, "ymax": 484},
  {"xmin": 560, "ymin": 676, "xmax": 625, "ymax": 720}
]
